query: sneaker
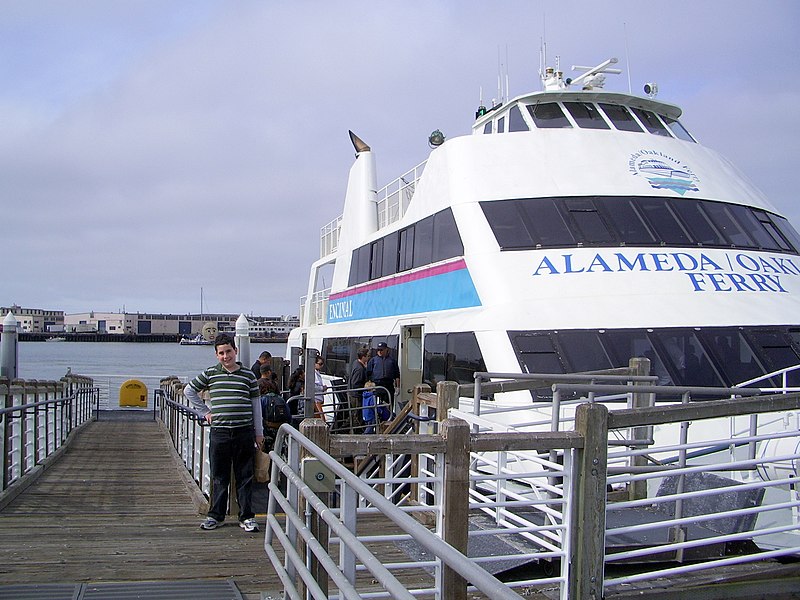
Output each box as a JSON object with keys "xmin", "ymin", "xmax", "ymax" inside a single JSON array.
[
  {"xmin": 239, "ymin": 518, "xmax": 259, "ymax": 532},
  {"xmin": 200, "ymin": 517, "xmax": 222, "ymax": 530}
]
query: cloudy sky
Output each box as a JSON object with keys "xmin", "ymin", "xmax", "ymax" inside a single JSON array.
[{"xmin": 2, "ymin": 1, "xmax": 798, "ymax": 318}]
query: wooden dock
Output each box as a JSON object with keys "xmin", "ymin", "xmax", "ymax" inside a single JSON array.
[
  {"xmin": 0, "ymin": 412, "xmax": 429, "ymax": 600},
  {"xmin": 0, "ymin": 413, "xmax": 283, "ymax": 598}
]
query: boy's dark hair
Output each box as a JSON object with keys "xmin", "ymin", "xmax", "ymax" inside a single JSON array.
[
  {"xmin": 356, "ymin": 348, "xmax": 369, "ymax": 360},
  {"xmin": 259, "ymin": 351, "xmax": 272, "ymax": 360},
  {"xmin": 214, "ymin": 333, "xmax": 236, "ymax": 351},
  {"xmin": 260, "ymin": 364, "xmax": 273, "ymax": 376}
]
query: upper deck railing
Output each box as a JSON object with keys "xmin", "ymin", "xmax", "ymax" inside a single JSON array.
[{"xmin": 319, "ymin": 160, "xmax": 427, "ymax": 260}]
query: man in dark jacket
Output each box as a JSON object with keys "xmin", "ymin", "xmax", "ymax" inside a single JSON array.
[
  {"xmin": 347, "ymin": 348, "xmax": 369, "ymax": 431},
  {"xmin": 367, "ymin": 342, "xmax": 400, "ymax": 409}
]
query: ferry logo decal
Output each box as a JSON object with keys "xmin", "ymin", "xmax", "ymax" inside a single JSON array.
[{"xmin": 629, "ymin": 150, "xmax": 699, "ymax": 195}]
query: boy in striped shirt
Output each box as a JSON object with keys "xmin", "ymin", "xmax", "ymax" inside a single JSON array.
[{"xmin": 185, "ymin": 333, "xmax": 264, "ymax": 532}]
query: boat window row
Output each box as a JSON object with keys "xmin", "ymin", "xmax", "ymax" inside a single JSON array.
[
  {"xmin": 482, "ymin": 100, "xmax": 695, "ymax": 142},
  {"xmin": 349, "ymin": 208, "xmax": 464, "ymax": 287},
  {"xmin": 321, "ymin": 335, "xmax": 398, "ymax": 381},
  {"xmin": 318, "ymin": 332, "xmax": 485, "ymax": 391},
  {"xmin": 509, "ymin": 326, "xmax": 800, "ymax": 389},
  {"xmin": 480, "ymin": 196, "xmax": 800, "ymax": 254}
]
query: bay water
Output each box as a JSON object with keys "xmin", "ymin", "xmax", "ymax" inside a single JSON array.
[{"xmin": 17, "ymin": 340, "xmax": 287, "ymax": 409}]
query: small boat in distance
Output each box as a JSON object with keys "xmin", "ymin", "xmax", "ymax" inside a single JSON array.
[{"xmin": 178, "ymin": 334, "xmax": 212, "ymax": 346}]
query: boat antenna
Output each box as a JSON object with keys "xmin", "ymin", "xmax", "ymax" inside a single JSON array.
[
  {"xmin": 497, "ymin": 46, "xmax": 503, "ymax": 103},
  {"xmin": 624, "ymin": 21, "xmax": 632, "ymax": 94},
  {"xmin": 539, "ymin": 13, "xmax": 547, "ymax": 83},
  {"xmin": 505, "ymin": 44, "xmax": 510, "ymax": 102}
]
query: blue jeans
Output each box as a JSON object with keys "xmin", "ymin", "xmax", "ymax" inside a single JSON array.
[{"xmin": 208, "ymin": 426, "xmax": 255, "ymax": 522}]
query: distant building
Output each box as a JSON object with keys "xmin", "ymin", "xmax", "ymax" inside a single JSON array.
[
  {"xmin": 5, "ymin": 305, "xmax": 297, "ymax": 339},
  {"xmin": 65, "ymin": 312, "xmax": 130, "ymax": 334},
  {"xmin": 1, "ymin": 305, "xmax": 65, "ymax": 333}
]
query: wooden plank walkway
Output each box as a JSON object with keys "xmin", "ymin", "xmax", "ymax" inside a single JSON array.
[{"xmin": 0, "ymin": 414, "xmax": 283, "ymax": 599}]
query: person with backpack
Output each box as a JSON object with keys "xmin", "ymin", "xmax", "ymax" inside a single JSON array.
[{"xmin": 260, "ymin": 378, "xmax": 292, "ymax": 453}]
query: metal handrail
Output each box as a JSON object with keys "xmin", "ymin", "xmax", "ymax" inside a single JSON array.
[
  {"xmin": 265, "ymin": 422, "xmax": 523, "ymax": 599},
  {"xmin": 0, "ymin": 382, "xmax": 97, "ymax": 499}
]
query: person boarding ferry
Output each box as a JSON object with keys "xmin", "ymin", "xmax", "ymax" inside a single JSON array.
[{"xmin": 367, "ymin": 342, "xmax": 400, "ymax": 410}]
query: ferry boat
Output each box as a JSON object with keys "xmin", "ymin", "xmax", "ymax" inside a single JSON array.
[{"xmin": 288, "ymin": 56, "xmax": 800, "ymax": 404}]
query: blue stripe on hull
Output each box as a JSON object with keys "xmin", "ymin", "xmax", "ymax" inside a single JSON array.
[{"xmin": 328, "ymin": 268, "xmax": 481, "ymax": 323}]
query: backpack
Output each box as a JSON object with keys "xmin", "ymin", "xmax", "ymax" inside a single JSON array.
[{"xmin": 261, "ymin": 392, "xmax": 291, "ymax": 426}]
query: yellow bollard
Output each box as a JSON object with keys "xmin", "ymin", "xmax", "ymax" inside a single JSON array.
[{"xmin": 120, "ymin": 379, "xmax": 148, "ymax": 408}]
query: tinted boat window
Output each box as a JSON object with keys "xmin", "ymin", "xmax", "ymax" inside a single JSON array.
[
  {"xmin": 632, "ymin": 108, "xmax": 670, "ymax": 136},
  {"xmin": 510, "ymin": 333, "xmax": 564, "ymax": 373},
  {"xmin": 734, "ymin": 206, "xmax": 783, "ymax": 251},
  {"xmin": 369, "ymin": 239, "xmax": 384, "ymax": 279},
  {"xmin": 598, "ymin": 103, "xmax": 643, "ymax": 132},
  {"xmin": 703, "ymin": 202, "xmax": 757, "ymax": 247},
  {"xmin": 480, "ymin": 200, "xmax": 534, "ymax": 248},
  {"xmin": 432, "ymin": 208, "xmax": 464, "ymax": 262},
  {"xmin": 398, "ymin": 226, "xmax": 415, "ymax": 272},
  {"xmin": 598, "ymin": 198, "xmax": 656, "ymax": 244},
  {"xmin": 563, "ymin": 101, "xmax": 610, "ymax": 129},
  {"xmin": 637, "ymin": 198, "xmax": 691, "ymax": 244},
  {"xmin": 670, "ymin": 199, "xmax": 726, "ymax": 246},
  {"xmin": 526, "ymin": 102, "xmax": 571, "ymax": 128},
  {"xmin": 746, "ymin": 330, "xmax": 800, "ymax": 386},
  {"xmin": 558, "ymin": 331, "xmax": 614, "ymax": 372},
  {"xmin": 382, "ymin": 231, "xmax": 399, "ymax": 276},
  {"xmin": 563, "ymin": 198, "xmax": 614, "ymax": 244},
  {"xmin": 483, "ymin": 121, "xmax": 492, "ymax": 134},
  {"xmin": 412, "ymin": 215, "xmax": 434, "ymax": 268},
  {"xmin": 497, "ymin": 116, "xmax": 505, "ymax": 133},
  {"xmin": 728, "ymin": 204, "xmax": 780, "ymax": 250},
  {"xmin": 662, "ymin": 116, "xmax": 695, "ymax": 142},
  {"xmin": 509, "ymin": 326, "xmax": 800, "ymax": 388},
  {"xmin": 423, "ymin": 332, "xmax": 485, "ymax": 387},
  {"xmin": 696, "ymin": 330, "xmax": 768, "ymax": 387},
  {"xmin": 652, "ymin": 331, "xmax": 723, "ymax": 387},
  {"xmin": 508, "ymin": 105, "xmax": 529, "ymax": 132},
  {"xmin": 481, "ymin": 196, "xmax": 798, "ymax": 255},
  {"xmin": 519, "ymin": 199, "xmax": 575, "ymax": 246},
  {"xmin": 770, "ymin": 215, "xmax": 800, "ymax": 252},
  {"xmin": 349, "ymin": 245, "xmax": 371, "ymax": 286}
]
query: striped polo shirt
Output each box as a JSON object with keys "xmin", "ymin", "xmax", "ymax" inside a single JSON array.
[{"xmin": 187, "ymin": 362, "xmax": 259, "ymax": 429}]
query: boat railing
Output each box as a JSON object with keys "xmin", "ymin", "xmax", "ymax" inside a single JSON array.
[
  {"xmin": 317, "ymin": 160, "xmax": 427, "ymax": 260},
  {"xmin": 445, "ymin": 366, "xmax": 800, "ymax": 595},
  {"xmin": 376, "ymin": 159, "xmax": 427, "ymax": 230},
  {"xmin": 320, "ymin": 214, "xmax": 343, "ymax": 259},
  {"xmin": 300, "ymin": 288, "xmax": 330, "ymax": 327},
  {"xmin": 0, "ymin": 376, "xmax": 97, "ymax": 507},
  {"xmin": 736, "ymin": 363, "xmax": 800, "ymax": 392}
]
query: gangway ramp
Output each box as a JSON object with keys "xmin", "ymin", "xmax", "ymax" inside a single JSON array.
[{"xmin": 0, "ymin": 411, "xmax": 279, "ymax": 599}]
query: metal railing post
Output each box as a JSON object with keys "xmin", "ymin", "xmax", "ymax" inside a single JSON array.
[
  {"xmin": 440, "ymin": 418, "xmax": 470, "ymax": 600},
  {"xmin": 569, "ymin": 402, "xmax": 608, "ymax": 600},
  {"xmin": 301, "ymin": 418, "xmax": 330, "ymax": 597},
  {"xmin": 629, "ymin": 357, "xmax": 652, "ymax": 501}
]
